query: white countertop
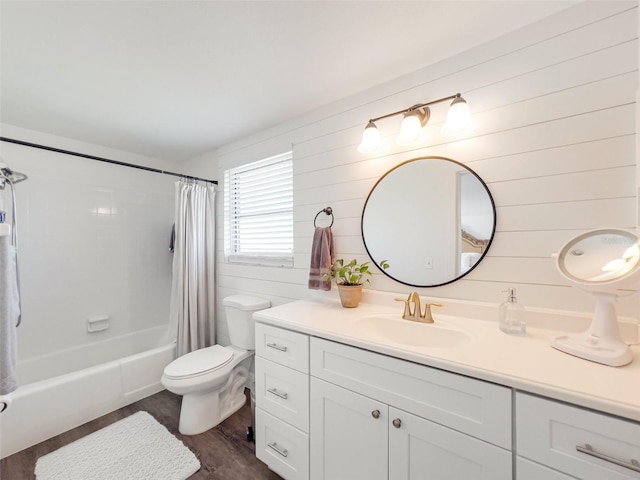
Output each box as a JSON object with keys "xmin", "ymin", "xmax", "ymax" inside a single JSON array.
[{"xmin": 254, "ymin": 297, "xmax": 640, "ymax": 422}]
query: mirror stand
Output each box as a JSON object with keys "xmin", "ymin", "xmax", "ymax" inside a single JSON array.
[
  {"xmin": 553, "ymin": 228, "xmax": 640, "ymax": 367},
  {"xmin": 551, "ymin": 292, "xmax": 633, "ymax": 367}
]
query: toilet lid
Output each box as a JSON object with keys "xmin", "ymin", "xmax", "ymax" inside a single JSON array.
[{"xmin": 163, "ymin": 345, "xmax": 233, "ymax": 379}]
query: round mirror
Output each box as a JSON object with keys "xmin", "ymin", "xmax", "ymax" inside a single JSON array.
[
  {"xmin": 557, "ymin": 229, "xmax": 640, "ymax": 287},
  {"xmin": 361, "ymin": 156, "xmax": 496, "ymax": 287},
  {"xmin": 552, "ymin": 228, "xmax": 640, "ymax": 367}
]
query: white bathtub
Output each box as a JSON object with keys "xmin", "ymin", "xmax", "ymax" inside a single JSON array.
[{"xmin": 0, "ymin": 326, "xmax": 176, "ymax": 458}]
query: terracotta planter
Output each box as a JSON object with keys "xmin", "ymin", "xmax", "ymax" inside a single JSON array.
[{"xmin": 337, "ymin": 284, "xmax": 363, "ymax": 308}]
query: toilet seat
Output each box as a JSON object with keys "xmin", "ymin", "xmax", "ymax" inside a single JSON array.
[{"xmin": 163, "ymin": 345, "xmax": 234, "ymax": 380}]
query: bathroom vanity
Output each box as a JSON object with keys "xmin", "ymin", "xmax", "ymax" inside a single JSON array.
[{"xmin": 252, "ymin": 296, "xmax": 640, "ymax": 480}]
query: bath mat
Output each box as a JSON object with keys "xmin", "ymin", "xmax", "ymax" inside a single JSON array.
[{"xmin": 34, "ymin": 411, "xmax": 200, "ymax": 480}]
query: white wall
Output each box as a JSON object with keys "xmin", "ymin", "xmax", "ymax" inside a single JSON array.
[
  {"xmin": 0, "ymin": 124, "xmax": 176, "ymax": 360},
  {"xmin": 186, "ymin": 1, "xmax": 639, "ymax": 344}
]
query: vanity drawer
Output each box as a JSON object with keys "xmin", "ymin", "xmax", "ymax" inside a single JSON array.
[
  {"xmin": 256, "ymin": 323, "xmax": 309, "ymax": 373},
  {"xmin": 516, "ymin": 458, "xmax": 574, "ymax": 480},
  {"xmin": 255, "ymin": 357, "xmax": 309, "ymax": 433},
  {"xmin": 256, "ymin": 407, "xmax": 309, "ymax": 480},
  {"xmin": 516, "ymin": 392, "xmax": 640, "ymax": 480},
  {"xmin": 310, "ymin": 337, "xmax": 511, "ymax": 449}
]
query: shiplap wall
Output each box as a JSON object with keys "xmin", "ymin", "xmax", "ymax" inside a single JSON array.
[{"xmin": 186, "ymin": 1, "xmax": 639, "ymax": 344}]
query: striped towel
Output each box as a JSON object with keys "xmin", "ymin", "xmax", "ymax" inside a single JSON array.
[{"xmin": 308, "ymin": 227, "xmax": 335, "ymax": 291}]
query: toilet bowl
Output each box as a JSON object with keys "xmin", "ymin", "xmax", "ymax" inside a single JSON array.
[{"xmin": 161, "ymin": 295, "xmax": 271, "ymax": 435}]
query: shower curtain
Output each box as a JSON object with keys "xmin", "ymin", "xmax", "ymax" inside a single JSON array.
[{"xmin": 169, "ymin": 180, "xmax": 216, "ymax": 357}]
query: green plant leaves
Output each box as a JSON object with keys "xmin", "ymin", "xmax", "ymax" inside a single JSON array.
[{"xmin": 324, "ymin": 258, "xmax": 391, "ymax": 286}]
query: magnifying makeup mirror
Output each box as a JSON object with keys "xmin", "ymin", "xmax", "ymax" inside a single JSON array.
[{"xmin": 552, "ymin": 229, "xmax": 640, "ymax": 366}]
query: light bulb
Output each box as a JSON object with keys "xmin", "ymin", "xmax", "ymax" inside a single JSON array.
[
  {"xmin": 398, "ymin": 113, "xmax": 423, "ymax": 144},
  {"xmin": 397, "ymin": 107, "xmax": 429, "ymax": 145},
  {"xmin": 358, "ymin": 121, "xmax": 380, "ymax": 153},
  {"xmin": 442, "ymin": 96, "xmax": 472, "ymax": 135}
]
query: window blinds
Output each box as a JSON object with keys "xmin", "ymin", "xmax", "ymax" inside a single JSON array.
[{"xmin": 224, "ymin": 151, "xmax": 293, "ymax": 267}]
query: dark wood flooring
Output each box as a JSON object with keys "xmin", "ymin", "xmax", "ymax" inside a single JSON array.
[{"xmin": 0, "ymin": 389, "xmax": 282, "ymax": 480}]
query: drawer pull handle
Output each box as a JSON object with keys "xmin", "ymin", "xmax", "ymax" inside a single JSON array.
[
  {"xmin": 371, "ymin": 409, "xmax": 380, "ymax": 419},
  {"xmin": 266, "ymin": 342, "xmax": 288, "ymax": 352},
  {"xmin": 392, "ymin": 418, "xmax": 402, "ymax": 429},
  {"xmin": 267, "ymin": 387, "xmax": 288, "ymax": 400},
  {"xmin": 267, "ymin": 441, "xmax": 289, "ymax": 458},
  {"xmin": 576, "ymin": 444, "xmax": 640, "ymax": 473}
]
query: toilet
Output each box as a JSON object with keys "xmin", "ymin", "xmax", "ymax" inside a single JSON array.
[{"xmin": 161, "ymin": 295, "xmax": 271, "ymax": 435}]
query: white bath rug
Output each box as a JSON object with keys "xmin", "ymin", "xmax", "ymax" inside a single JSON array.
[{"xmin": 34, "ymin": 411, "xmax": 200, "ymax": 480}]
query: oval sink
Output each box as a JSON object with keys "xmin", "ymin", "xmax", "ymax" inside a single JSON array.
[{"xmin": 356, "ymin": 315, "xmax": 472, "ymax": 348}]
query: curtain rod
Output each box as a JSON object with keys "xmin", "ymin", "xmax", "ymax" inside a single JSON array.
[{"xmin": 0, "ymin": 136, "xmax": 218, "ymax": 185}]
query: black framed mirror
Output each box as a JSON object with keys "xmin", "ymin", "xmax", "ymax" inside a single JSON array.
[{"xmin": 361, "ymin": 156, "xmax": 496, "ymax": 287}]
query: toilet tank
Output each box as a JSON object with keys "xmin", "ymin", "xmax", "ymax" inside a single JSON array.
[{"xmin": 223, "ymin": 295, "xmax": 271, "ymax": 350}]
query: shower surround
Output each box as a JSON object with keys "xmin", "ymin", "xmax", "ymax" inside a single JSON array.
[{"xmin": 0, "ymin": 127, "xmax": 178, "ymax": 455}]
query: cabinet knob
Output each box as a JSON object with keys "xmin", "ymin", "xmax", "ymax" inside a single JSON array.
[
  {"xmin": 371, "ymin": 409, "xmax": 380, "ymax": 419},
  {"xmin": 392, "ymin": 418, "xmax": 402, "ymax": 428}
]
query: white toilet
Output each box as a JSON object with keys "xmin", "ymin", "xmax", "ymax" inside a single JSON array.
[{"xmin": 161, "ymin": 295, "xmax": 271, "ymax": 435}]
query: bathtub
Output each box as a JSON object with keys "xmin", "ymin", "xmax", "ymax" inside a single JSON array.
[{"xmin": 0, "ymin": 326, "xmax": 175, "ymax": 458}]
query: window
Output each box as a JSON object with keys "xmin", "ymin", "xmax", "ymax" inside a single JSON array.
[{"xmin": 224, "ymin": 151, "xmax": 293, "ymax": 267}]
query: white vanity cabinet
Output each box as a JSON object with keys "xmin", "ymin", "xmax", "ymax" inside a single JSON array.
[
  {"xmin": 309, "ymin": 337, "xmax": 512, "ymax": 480},
  {"xmin": 254, "ymin": 323, "xmax": 310, "ymax": 480},
  {"xmin": 516, "ymin": 392, "xmax": 640, "ymax": 480},
  {"xmin": 253, "ymin": 320, "xmax": 640, "ymax": 480}
]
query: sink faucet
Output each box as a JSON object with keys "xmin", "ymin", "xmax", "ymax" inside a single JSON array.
[
  {"xmin": 395, "ymin": 292, "xmax": 443, "ymax": 323},
  {"xmin": 407, "ymin": 291, "xmax": 422, "ymax": 321}
]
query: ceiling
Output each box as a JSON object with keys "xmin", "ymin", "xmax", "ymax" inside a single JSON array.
[{"xmin": 0, "ymin": 1, "xmax": 580, "ymax": 163}]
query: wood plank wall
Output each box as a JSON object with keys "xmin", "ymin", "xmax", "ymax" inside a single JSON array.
[{"xmin": 186, "ymin": 2, "xmax": 639, "ymax": 343}]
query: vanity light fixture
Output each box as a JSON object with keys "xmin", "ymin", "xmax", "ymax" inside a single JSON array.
[{"xmin": 358, "ymin": 93, "xmax": 472, "ymax": 153}]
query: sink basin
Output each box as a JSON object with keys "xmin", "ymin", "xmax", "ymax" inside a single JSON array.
[{"xmin": 356, "ymin": 315, "xmax": 472, "ymax": 348}]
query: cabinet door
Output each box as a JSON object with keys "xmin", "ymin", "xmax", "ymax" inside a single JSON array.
[
  {"xmin": 389, "ymin": 407, "xmax": 512, "ymax": 480},
  {"xmin": 310, "ymin": 377, "xmax": 388, "ymax": 480}
]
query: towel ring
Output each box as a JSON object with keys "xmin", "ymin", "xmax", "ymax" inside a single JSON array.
[{"xmin": 314, "ymin": 206, "xmax": 334, "ymax": 227}]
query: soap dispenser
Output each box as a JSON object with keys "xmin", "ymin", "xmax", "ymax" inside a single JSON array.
[{"xmin": 499, "ymin": 288, "xmax": 526, "ymax": 336}]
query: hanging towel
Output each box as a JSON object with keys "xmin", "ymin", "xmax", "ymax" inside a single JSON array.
[
  {"xmin": 0, "ymin": 234, "xmax": 19, "ymax": 395},
  {"xmin": 308, "ymin": 226, "xmax": 335, "ymax": 291}
]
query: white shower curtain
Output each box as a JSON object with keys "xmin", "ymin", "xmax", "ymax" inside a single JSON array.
[{"xmin": 169, "ymin": 180, "xmax": 216, "ymax": 357}]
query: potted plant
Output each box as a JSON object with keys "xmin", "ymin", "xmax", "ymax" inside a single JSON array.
[{"xmin": 326, "ymin": 258, "xmax": 389, "ymax": 308}]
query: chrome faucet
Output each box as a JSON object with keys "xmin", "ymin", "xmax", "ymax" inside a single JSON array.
[{"xmin": 395, "ymin": 292, "xmax": 443, "ymax": 323}]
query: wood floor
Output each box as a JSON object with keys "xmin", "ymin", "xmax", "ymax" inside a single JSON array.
[{"xmin": 0, "ymin": 389, "xmax": 283, "ymax": 480}]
